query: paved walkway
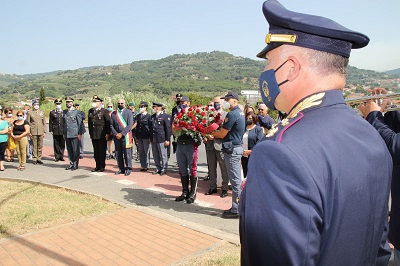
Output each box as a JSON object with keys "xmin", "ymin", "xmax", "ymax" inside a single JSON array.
[{"xmin": 0, "ymin": 145, "xmax": 240, "ymax": 265}]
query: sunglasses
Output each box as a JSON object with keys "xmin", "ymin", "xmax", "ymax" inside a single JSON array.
[
  {"xmin": 258, "ymin": 109, "xmax": 265, "ymax": 111},
  {"xmin": 17, "ymin": 115, "xmax": 23, "ymax": 117},
  {"xmin": 107, "ymin": 106, "xmax": 113, "ymax": 108},
  {"xmin": 117, "ymin": 103, "xmax": 124, "ymax": 105}
]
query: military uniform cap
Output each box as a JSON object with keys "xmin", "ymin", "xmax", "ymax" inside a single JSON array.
[
  {"xmin": 128, "ymin": 102, "xmax": 135, "ymax": 107},
  {"xmin": 65, "ymin": 96, "xmax": 74, "ymax": 102},
  {"xmin": 221, "ymin": 91, "xmax": 239, "ymax": 100},
  {"xmin": 139, "ymin": 101, "xmax": 148, "ymax": 107},
  {"xmin": 92, "ymin": 95, "xmax": 102, "ymax": 102},
  {"xmin": 257, "ymin": 0, "xmax": 370, "ymax": 58},
  {"xmin": 54, "ymin": 98, "xmax": 62, "ymax": 104},
  {"xmin": 74, "ymin": 103, "xmax": 80, "ymax": 107},
  {"xmin": 152, "ymin": 102, "xmax": 163, "ymax": 107},
  {"xmin": 32, "ymin": 99, "xmax": 39, "ymax": 105},
  {"xmin": 176, "ymin": 93, "xmax": 183, "ymax": 98},
  {"xmin": 180, "ymin": 96, "xmax": 190, "ymax": 102}
]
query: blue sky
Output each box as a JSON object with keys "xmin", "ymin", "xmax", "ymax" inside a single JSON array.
[{"xmin": 1, "ymin": 0, "xmax": 398, "ymax": 75}]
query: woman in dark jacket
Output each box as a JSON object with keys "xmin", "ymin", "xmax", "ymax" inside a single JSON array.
[{"xmin": 241, "ymin": 112, "xmax": 264, "ymax": 178}]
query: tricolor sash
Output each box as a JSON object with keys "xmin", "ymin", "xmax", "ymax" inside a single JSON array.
[{"xmin": 115, "ymin": 110, "xmax": 133, "ymax": 148}]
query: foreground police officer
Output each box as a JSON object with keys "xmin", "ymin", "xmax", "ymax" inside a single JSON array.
[
  {"xmin": 150, "ymin": 102, "xmax": 171, "ymax": 175},
  {"xmin": 63, "ymin": 97, "xmax": 83, "ymax": 171},
  {"xmin": 358, "ymin": 88, "xmax": 400, "ymax": 265},
  {"xmin": 88, "ymin": 95, "xmax": 110, "ymax": 172},
  {"xmin": 239, "ymin": 1, "xmax": 392, "ymax": 265},
  {"xmin": 210, "ymin": 91, "xmax": 245, "ymax": 218},
  {"xmin": 49, "ymin": 98, "xmax": 65, "ymax": 162}
]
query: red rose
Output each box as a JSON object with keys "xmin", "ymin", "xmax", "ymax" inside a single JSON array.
[
  {"xmin": 209, "ymin": 113, "xmax": 214, "ymax": 117},
  {"xmin": 202, "ymin": 119, "xmax": 207, "ymax": 124},
  {"xmin": 196, "ymin": 108, "xmax": 201, "ymax": 114},
  {"xmin": 192, "ymin": 117, "xmax": 197, "ymax": 122},
  {"xmin": 201, "ymin": 112, "xmax": 206, "ymax": 116},
  {"xmin": 177, "ymin": 113, "xmax": 182, "ymax": 119},
  {"xmin": 192, "ymin": 121, "xmax": 198, "ymax": 126},
  {"xmin": 205, "ymin": 106, "xmax": 209, "ymax": 111}
]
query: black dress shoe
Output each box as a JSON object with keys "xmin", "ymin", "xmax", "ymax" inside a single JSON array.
[
  {"xmin": 65, "ymin": 166, "xmax": 73, "ymax": 170},
  {"xmin": 203, "ymin": 175, "xmax": 210, "ymax": 181},
  {"xmin": 223, "ymin": 208, "xmax": 232, "ymax": 214},
  {"xmin": 205, "ymin": 188, "xmax": 218, "ymax": 195},
  {"xmin": 220, "ymin": 190, "xmax": 228, "ymax": 198},
  {"xmin": 71, "ymin": 166, "xmax": 78, "ymax": 171},
  {"xmin": 140, "ymin": 168, "xmax": 148, "ymax": 172},
  {"xmin": 115, "ymin": 170, "xmax": 125, "ymax": 175},
  {"xmin": 92, "ymin": 168, "xmax": 99, "ymax": 172},
  {"xmin": 152, "ymin": 171, "xmax": 161, "ymax": 175},
  {"xmin": 222, "ymin": 210, "xmax": 239, "ymax": 219},
  {"xmin": 33, "ymin": 161, "xmax": 38, "ymax": 165},
  {"xmin": 59, "ymin": 158, "xmax": 65, "ymax": 161},
  {"xmin": 98, "ymin": 168, "xmax": 105, "ymax": 172},
  {"xmin": 124, "ymin": 170, "xmax": 131, "ymax": 176},
  {"xmin": 159, "ymin": 171, "xmax": 166, "ymax": 176},
  {"xmin": 37, "ymin": 160, "xmax": 44, "ymax": 164},
  {"xmin": 54, "ymin": 159, "xmax": 59, "ymax": 162},
  {"xmin": 79, "ymin": 155, "xmax": 84, "ymax": 159}
]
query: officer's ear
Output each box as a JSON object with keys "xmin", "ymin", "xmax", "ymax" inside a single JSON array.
[{"xmin": 286, "ymin": 55, "xmax": 301, "ymax": 81}]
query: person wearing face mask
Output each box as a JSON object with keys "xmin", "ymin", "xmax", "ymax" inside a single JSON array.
[
  {"xmin": 256, "ymin": 103, "xmax": 274, "ymax": 133},
  {"xmin": 11, "ymin": 110, "xmax": 30, "ymax": 171},
  {"xmin": 239, "ymin": 1, "xmax": 391, "ymax": 265},
  {"xmin": 49, "ymin": 98, "xmax": 65, "ymax": 162},
  {"xmin": 106, "ymin": 103, "xmax": 115, "ymax": 159},
  {"xmin": 174, "ymin": 95, "xmax": 203, "ymax": 204},
  {"xmin": 149, "ymin": 102, "xmax": 171, "ymax": 176},
  {"xmin": 62, "ymin": 97, "xmax": 83, "ymax": 171},
  {"xmin": 88, "ymin": 95, "xmax": 110, "ymax": 172},
  {"xmin": 23, "ymin": 104, "xmax": 33, "ymax": 160},
  {"xmin": 3, "ymin": 107, "xmax": 15, "ymax": 162},
  {"xmin": 110, "ymin": 98, "xmax": 134, "ymax": 176},
  {"xmin": 26, "ymin": 99, "xmax": 46, "ymax": 165},
  {"xmin": 204, "ymin": 96, "xmax": 229, "ymax": 198},
  {"xmin": 241, "ymin": 112, "xmax": 263, "ymax": 179},
  {"xmin": 135, "ymin": 101, "xmax": 152, "ymax": 172},
  {"xmin": 0, "ymin": 111, "xmax": 10, "ymax": 171},
  {"xmin": 209, "ymin": 92, "xmax": 245, "ymax": 218}
]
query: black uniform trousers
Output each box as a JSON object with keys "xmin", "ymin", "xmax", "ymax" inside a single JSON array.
[
  {"xmin": 66, "ymin": 138, "xmax": 80, "ymax": 167},
  {"xmin": 92, "ymin": 138, "xmax": 107, "ymax": 169},
  {"xmin": 114, "ymin": 137, "xmax": 132, "ymax": 171},
  {"xmin": 53, "ymin": 135, "xmax": 65, "ymax": 160}
]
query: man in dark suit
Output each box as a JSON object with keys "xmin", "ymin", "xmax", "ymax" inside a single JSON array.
[
  {"xmin": 63, "ymin": 97, "xmax": 83, "ymax": 171},
  {"xmin": 110, "ymin": 98, "xmax": 134, "ymax": 176},
  {"xmin": 49, "ymin": 98, "xmax": 65, "ymax": 162},
  {"xmin": 88, "ymin": 95, "xmax": 110, "ymax": 172},
  {"xmin": 239, "ymin": 1, "xmax": 392, "ymax": 265},
  {"xmin": 150, "ymin": 102, "xmax": 171, "ymax": 176}
]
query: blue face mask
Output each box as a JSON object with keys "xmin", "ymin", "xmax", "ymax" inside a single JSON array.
[
  {"xmin": 180, "ymin": 104, "xmax": 187, "ymax": 109},
  {"xmin": 259, "ymin": 60, "xmax": 289, "ymax": 110},
  {"xmin": 214, "ymin": 102, "xmax": 221, "ymax": 110},
  {"xmin": 107, "ymin": 107, "xmax": 113, "ymax": 111}
]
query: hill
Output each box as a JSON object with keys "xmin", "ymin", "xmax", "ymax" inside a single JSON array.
[{"xmin": 1, "ymin": 51, "xmax": 399, "ymax": 102}]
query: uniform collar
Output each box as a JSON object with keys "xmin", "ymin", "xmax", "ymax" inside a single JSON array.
[{"xmin": 286, "ymin": 90, "xmax": 344, "ymax": 119}]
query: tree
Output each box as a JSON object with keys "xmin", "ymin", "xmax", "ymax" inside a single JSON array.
[{"xmin": 40, "ymin": 87, "xmax": 46, "ymax": 103}]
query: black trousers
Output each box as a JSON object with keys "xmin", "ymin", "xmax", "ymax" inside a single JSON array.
[
  {"xmin": 92, "ymin": 138, "xmax": 107, "ymax": 169},
  {"xmin": 53, "ymin": 134, "xmax": 65, "ymax": 160}
]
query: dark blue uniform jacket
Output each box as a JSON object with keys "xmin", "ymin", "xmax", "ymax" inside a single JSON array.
[
  {"xmin": 367, "ymin": 110, "xmax": 400, "ymax": 250},
  {"xmin": 240, "ymin": 90, "xmax": 392, "ymax": 265}
]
